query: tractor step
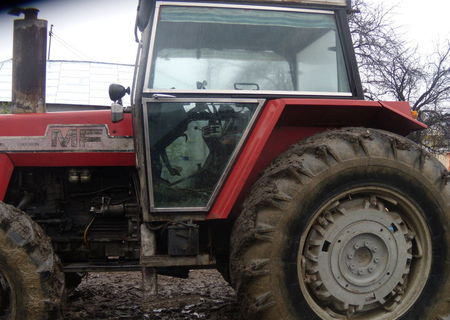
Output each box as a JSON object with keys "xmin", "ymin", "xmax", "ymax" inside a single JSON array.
[{"xmin": 140, "ymin": 253, "xmax": 215, "ymax": 267}]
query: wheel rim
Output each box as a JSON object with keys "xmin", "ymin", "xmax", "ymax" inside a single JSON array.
[
  {"xmin": 0, "ymin": 269, "xmax": 13, "ymax": 319},
  {"xmin": 298, "ymin": 187, "xmax": 432, "ymax": 319}
]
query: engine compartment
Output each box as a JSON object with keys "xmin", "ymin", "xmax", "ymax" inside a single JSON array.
[{"xmin": 5, "ymin": 167, "xmax": 141, "ymax": 264}]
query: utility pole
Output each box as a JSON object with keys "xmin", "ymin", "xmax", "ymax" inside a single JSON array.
[{"xmin": 48, "ymin": 24, "xmax": 53, "ymax": 60}]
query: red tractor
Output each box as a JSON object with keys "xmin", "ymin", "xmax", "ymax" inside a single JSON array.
[{"xmin": 0, "ymin": 0, "xmax": 449, "ymax": 319}]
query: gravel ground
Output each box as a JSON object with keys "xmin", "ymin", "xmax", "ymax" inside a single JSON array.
[{"xmin": 64, "ymin": 270, "xmax": 239, "ymax": 320}]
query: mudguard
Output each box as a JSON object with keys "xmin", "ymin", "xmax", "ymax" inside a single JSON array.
[
  {"xmin": 207, "ymin": 99, "xmax": 426, "ymax": 219},
  {"xmin": 0, "ymin": 154, "xmax": 13, "ymax": 201}
]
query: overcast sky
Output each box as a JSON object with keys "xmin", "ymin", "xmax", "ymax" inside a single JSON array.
[
  {"xmin": 0, "ymin": 0, "xmax": 138, "ymax": 64},
  {"xmin": 389, "ymin": 0, "xmax": 450, "ymax": 54},
  {"xmin": 0, "ymin": 0, "xmax": 449, "ymax": 64}
]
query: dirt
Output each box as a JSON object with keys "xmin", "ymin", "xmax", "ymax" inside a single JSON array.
[{"xmin": 64, "ymin": 270, "xmax": 239, "ymax": 320}]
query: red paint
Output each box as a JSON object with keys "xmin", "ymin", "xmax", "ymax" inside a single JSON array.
[
  {"xmin": 0, "ymin": 111, "xmax": 135, "ymax": 168},
  {"xmin": 0, "ymin": 154, "xmax": 14, "ymax": 201},
  {"xmin": 0, "ymin": 111, "xmax": 133, "ymax": 137},
  {"xmin": 0, "ymin": 99, "xmax": 426, "ymax": 219},
  {"xmin": 7, "ymin": 152, "xmax": 135, "ymax": 167},
  {"xmin": 207, "ymin": 99, "xmax": 426, "ymax": 220},
  {"xmin": 208, "ymin": 99, "xmax": 285, "ymax": 219},
  {"xmin": 274, "ymin": 99, "xmax": 426, "ymax": 135}
]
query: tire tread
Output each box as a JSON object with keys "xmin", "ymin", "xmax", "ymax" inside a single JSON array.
[{"xmin": 230, "ymin": 127, "xmax": 450, "ymax": 320}]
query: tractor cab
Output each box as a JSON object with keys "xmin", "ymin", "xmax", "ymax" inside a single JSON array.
[{"xmin": 132, "ymin": 0, "xmax": 362, "ymax": 215}]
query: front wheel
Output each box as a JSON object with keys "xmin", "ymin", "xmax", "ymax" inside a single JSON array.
[
  {"xmin": 0, "ymin": 202, "xmax": 64, "ymax": 320},
  {"xmin": 230, "ymin": 128, "xmax": 450, "ymax": 320}
]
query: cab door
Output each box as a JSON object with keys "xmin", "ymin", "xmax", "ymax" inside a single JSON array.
[{"xmin": 141, "ymin": 97, "xmax": 262, "ymax": 212}]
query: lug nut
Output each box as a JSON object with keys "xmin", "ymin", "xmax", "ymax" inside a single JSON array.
[
  {"xmin": 354, "ymin": 243, "xmax": 360, "ymax": 249},
  {"xmin": 372, "ymin": 247, "xmax": 378, "ymax": 252},
  {"xmin": 374, "ymin": 258, "xmax": 379, "ymax": 263},
  {"xmin": 347, "ymin": 254, "xmax": 353, "ymax": 259},
  {"xmin": 368, "ymin": 267, "xmax": 374, "ymax": 273},
  {"xmin": 365, "ymin": 241, "xmax": 370, "ymax": 247}
]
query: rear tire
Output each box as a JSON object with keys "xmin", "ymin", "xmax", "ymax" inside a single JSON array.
[
  {"xmin": 0, "ymin": 202, "xmax": 64, "ymax": 320},
  {"xmin": 230, "ymin": 128, "xmax": 450, "ymax": 320}
]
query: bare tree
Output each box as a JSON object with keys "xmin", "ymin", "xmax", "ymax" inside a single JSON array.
[{"xmin": 349, "ymin": 0, "xmax": 450, "ymax": 152}]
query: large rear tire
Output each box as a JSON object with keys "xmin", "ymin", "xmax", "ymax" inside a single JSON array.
[
  {"xmin": 0, "ymin": 202, "xmax": 64, "ymax": 320},
  {"xmin": 230, "ymin": 128, "xmax": 450, "ymax": 320}
]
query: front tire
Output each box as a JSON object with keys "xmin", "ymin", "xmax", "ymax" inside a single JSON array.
[
  {"xmin": 0, "ymin": 202, "xmax": 64, "ymax": 320},
  {"xmin": 230, "ymin": 128, "xmax": 450, "ymax": 320}
]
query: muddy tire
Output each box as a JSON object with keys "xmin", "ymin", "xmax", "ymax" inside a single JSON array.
[
  {"xmin": 0, "ymin": 202, "xmax": 64, "ymax": 320},
  {"xmin": 230, "ymin": 128, "xmax": 450, "ymax": 320}
]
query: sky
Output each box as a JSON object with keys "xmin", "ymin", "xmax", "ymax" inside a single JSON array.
[
  {"xmin": 387, "ymin": 0, "xmax": 450, "ymax": 54},
  {"xmin": 0, "ymin": 0, "xmax": 138, "ymax": 64},
  {"xmin": 0, "ymin": 0, "xmax": 449, "ymax": 64}
]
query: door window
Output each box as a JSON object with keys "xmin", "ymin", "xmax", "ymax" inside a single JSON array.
[{"xmin": 145, "ymin": 101, "xmax": 259, "ymax": 209}]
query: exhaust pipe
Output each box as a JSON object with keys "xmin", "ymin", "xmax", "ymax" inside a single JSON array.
[{"xmin": 9, "ymin": 8, "xmax": 47, "ymax": 113}]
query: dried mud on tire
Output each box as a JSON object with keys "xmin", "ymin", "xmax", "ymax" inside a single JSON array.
[{"xmin": 64, "ymin": 270, "xmax": 238, "ymax": 320}]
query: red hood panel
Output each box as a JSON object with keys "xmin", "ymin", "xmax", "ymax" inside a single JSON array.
[{"xmin": 0, "ymin": 110, "xmax": 133, "ymax": 137}]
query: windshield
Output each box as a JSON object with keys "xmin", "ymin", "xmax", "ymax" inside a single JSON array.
[{"xmin": 148, "ymin": 5, "xmax": 350, "ymax": 94}]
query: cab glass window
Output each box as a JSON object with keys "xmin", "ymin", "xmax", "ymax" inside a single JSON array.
[
  {"xmin": 149, "ymin": 5, "xmax": 350, "ymax": 93},
  {"xmin": 146, "ymin": 101, "xmax": 259, "ymax": 208}
]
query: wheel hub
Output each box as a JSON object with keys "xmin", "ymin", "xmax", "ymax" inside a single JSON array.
[{"xmin": 303, "ymin": 197, "xmax": 413, "ymax": 315}]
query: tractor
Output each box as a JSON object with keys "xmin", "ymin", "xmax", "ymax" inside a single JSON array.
[{"xmin": 0, "ymin": 0, "xmax": 449, "ymax": 319}]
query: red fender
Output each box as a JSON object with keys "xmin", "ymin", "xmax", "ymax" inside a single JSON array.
[
  {"xmin": 207, "ymin": 99, "xmax": 426, "ymax": 219},
  {"xmin": 0, "ymin": 154, "xmax": 14, "ymax": 201}
]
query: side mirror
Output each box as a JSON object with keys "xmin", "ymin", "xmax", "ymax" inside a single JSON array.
[
  {"xmin": 109, "ymin": 83, "xmax": 130, "ymax": 104},
  {"xmin": 108, "ymin": 84, "xmax": 130, "ymax": 123}
]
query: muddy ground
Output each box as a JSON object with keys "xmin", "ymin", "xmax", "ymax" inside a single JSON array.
[{"xmin": 64, "ymin": 270, "xmax": 239, "ymax": 320}]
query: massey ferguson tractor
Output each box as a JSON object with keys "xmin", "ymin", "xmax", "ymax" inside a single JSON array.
[{"xmin": 0, "ymin": 0, "xmax": 449, "ymax": 319}]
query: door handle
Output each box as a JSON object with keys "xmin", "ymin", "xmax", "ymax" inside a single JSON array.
[{"xmin": 152, "ymin": 94, "xmax": 176, "ymax": 99}]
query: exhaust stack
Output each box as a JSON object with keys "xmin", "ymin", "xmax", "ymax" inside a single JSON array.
[{"xmin": 9, "ymin": 8, "xmax": 47, "ymax": 113}]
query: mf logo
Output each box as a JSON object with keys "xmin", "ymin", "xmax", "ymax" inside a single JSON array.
[{"xmin": 51, "ymin": 128, "xmax": 103, "ymax": 148}]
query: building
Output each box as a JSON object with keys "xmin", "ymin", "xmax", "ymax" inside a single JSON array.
[{"xmin": 0, "ymin": 59, "xmax": 134, "ymax": 110}]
